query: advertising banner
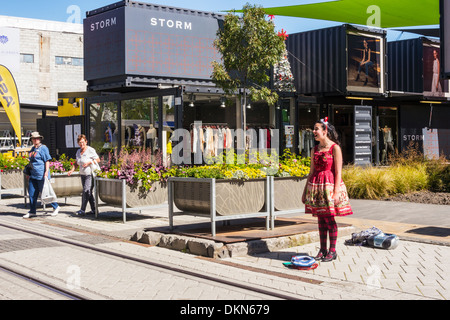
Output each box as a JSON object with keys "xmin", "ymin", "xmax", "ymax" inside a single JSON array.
[
  {"xmin": 423, "ymin": 43, "xmax": 449, "ymax": 96},
  {"xmin": 0, "ymin": 64, "xmax": 21, "ymax": 145},
  {"xmin": 441, "ymin": 0, "xmax": 450, "ymax": 78},
  {"xmin": 347, "ymin": 32, "xmax": 384, "ymax": 94},
  {"xmin": 0, "ymin": 27, "xmax": 20, "ymax": 73}
]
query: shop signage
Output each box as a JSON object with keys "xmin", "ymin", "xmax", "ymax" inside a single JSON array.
[
  {"xmin": 84, "ymin": 3, "xmax": 223, "ymax": 84},
  {"xmin": 354, "ymin": 105, "xmax": 372, "ymax": 166}
]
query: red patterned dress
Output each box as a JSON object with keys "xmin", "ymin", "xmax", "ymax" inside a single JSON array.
[{"xmin": 305, "ymin": 144, "xmax": 353, "ymax": 217}]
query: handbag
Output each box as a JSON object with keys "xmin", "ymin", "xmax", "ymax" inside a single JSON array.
[
  {"xmin": 23, "ymin": 163, "xmax": 33, "ymax": 176},
  {"xmin": 41, "ymin": 177, "xmax": 57, "ymax": 205}
]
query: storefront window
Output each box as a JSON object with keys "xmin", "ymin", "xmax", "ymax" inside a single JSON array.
[
  {"xmin": 89, "ymin": 102, "xmax": 119, "ymax": 154},
  {"xmin": 121, "ymin": 98, "xmax": 155, "ymax": 150},
  {"xmin": 377, "ymin": 106, "xmax": 398, "ymax": 165}
]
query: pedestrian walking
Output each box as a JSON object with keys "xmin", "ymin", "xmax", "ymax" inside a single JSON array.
[
  {"xmin": 23, "ymin": 132, "xmax": 60, "ymax": 218},
  {"xmin": 68, "ymin": 134, "xmax": 100, "ymax": 215},
  {"xmin": 302, "ymin": 118, "xmax": 353, "ymax": 262}
]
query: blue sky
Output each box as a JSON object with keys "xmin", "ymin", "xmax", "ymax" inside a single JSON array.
[{"xmin": 0, "ymin": 0, "xmax": 426, "ymax": 40}]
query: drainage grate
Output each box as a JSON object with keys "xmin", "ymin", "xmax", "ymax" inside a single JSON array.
[{"xmin": 0, "ymin": 238, "xmax": 62, "ymax": 253}]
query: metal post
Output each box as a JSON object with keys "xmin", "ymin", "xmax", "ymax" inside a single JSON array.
[
  {"xmin": 94, "ymin": 177, "xmax": 99, "ymax": 219},
  {"xmin": 122, "ymin": 179, "xmax": 127, "ymax": 223},
  {"xmin": 210, "ymin": 179, "xmax": 216, "ymax": 237},
  {"xmin": 269, "ymin": 176, "xmax": 275, "ymax": 230},
  {"xmin": 168, "ymin": 178, "xmax": 174, "ymax": 230}
]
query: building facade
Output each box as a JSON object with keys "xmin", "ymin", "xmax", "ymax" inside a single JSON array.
[{"xmin": 0, "ymin": 15, "xmax": 86, "ymax": 149}]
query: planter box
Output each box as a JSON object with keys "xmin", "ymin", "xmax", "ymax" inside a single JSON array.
[
  {"xmin": 23, "ymin": 173, "xmax": 83, "ymax": 207},
  {"xmin": 273, "ymin": 176, "xmax": 307, "ymax": 211},
  {"xmin": 97, "ymin": 178, "xmax": 167, "ymax": 208},
  {"xmin": 168, "ymin": 177, "xmax": 270, "ymax": 237},
  {"xmin": 270, "ymin": 176, "xmax": 307, "ymax": 229},
  {"xmin": 95, "ymin": 178, "xmax": 168, "ymax": 223},
  {"xmin": 173, "ymin": 178, "xmax": 266, "ymax": 216},
  {"xmin": 0, "ymin": 170, "xmax": 24, "ymax": 198},
  {"xmin": 49, "ymin": 173, "xmax": 83, "ymax": 197}
]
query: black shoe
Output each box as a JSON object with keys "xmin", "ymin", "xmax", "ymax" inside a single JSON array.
[
  {"xmin": 314, "ymin": 249, "xmax": 327, "ymax": 260},
  {"xmin": 355, "ymin": 74, "xmax": 360, "ymax": 81},
  {"xmin": 364, "ymin": 78, "xmax": 368, "ymax": 86},
  {"xmin": 322, "ymin": 251, "xmax": 337, "ymax": 262}
]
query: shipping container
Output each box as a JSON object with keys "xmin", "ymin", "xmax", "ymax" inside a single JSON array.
[
  {"xmin": 84, "ymin": 0, "xmax": 224, "ymax": 91},
  {"xmin": 286, "ymin": 24, "xmax": 387, "ymax": 96},
  {"xmin": 388, "ymin": 37, "xmax": 449, "ymax": 97}
]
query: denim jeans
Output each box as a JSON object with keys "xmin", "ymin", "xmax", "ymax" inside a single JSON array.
[
  {"xmin": 358, "ymin": 61, "xmax": 374, "ymax": 76},
  {"xmin": 28, "ymin": 178, "xmax": 58, "ymax": 214},
  {"xmin": 80, "ymin": 174, "xmax": 96, "ymax": 213}
]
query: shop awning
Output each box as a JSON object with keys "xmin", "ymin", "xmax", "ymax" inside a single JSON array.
[{"xmin": 259, "ymin": 0, "xmax": 439, "ymax": 28}]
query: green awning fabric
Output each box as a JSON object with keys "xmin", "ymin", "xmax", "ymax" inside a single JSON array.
[{"xmin": 260, "ymin": 0, "xmax": 439, "ymax": 28}]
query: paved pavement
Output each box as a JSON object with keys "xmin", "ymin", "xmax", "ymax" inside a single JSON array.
[{"xmin": 0, "ymin": 192, "xmax": 448, "ymax": 300}]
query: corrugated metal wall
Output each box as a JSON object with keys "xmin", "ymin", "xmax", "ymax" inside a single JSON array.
[
  {"xmin": 286, "ymin": 26, "xmax": 347, "ymax": 95},
  {"xmin": 387, "ymin": 38, "xmax": 424, "ymax": 93}
]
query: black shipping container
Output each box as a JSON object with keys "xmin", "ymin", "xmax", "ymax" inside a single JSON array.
[
  {"xmin": 286, "ymin": 24, "xmax": 387, "ymax": 96},
  {"xmin": 84, "ymin": 0, "xmax": 224, "ymax": 91},
  {"xmin": 388, "ymin": 37, "xmax": 449, "ymax": 96}
]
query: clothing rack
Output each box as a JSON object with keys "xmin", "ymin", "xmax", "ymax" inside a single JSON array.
[{"xmin": 190, "ymin": 123, "xmax": 228, "ymax": 129}]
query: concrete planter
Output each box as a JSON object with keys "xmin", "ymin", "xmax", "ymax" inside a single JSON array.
[
  {"xmin": 1, "ymin": 170, "xmax": 23, "ymax": 190},
  {"xmin": 269, "ymin": 176, "xmax": 307, "ymax": 229},
  {"xmin": 95, "ymin": 178, "xmax": 168, "ymax": 223},
  {"xmin": 168, "ymin": 177, "xmax": 270, "ymax": 237},
  {"xmin": 97, "ymin": 178, "xmax": 167, "ymax": 208},
  {"xmin": 24, "ymin": 172, "xmax": 83, "ymax": 200},
  {"xmin": 273, "ymin": 176, "xmax": 307, "ymax": 211},
  {"xmin": 49, "ymin": 173, "xmax": 83, "ymax": 197},
  {"xmin": 172, "ymin": 178, "xmax": 266, "ymax": 216},
  {"xmin": 0, "ymin": 170, "xmax": 24, "ymax": 199}
]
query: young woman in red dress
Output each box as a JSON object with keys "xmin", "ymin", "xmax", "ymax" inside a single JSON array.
[{"xmin": 302, "ymin": 118, "xmax": 353, "ymax": 262}]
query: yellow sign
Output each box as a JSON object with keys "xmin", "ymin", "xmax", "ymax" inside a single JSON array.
[{"xmin": 0, "ymin": 65, "xmax": 21, "ymax": 145}]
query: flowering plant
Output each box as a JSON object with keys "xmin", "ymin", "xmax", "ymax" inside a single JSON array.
[
  {"xmin": 98, "ymin": 148, "xmax": 310, "ymax": 191},
  {"xmin": 0, "ymin": 154, "xmax": 29, "ymax": 172},
  {"xmin": 277, "ymin": 149, "xmax": 310, "ymax": 178},
  {"xmin": 49, "ymin": 154, "xmax": 77, "ymax": 174}
]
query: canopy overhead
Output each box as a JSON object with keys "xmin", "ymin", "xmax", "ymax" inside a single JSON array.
[{"xmin": 261, "ymin": 0, "xmax": 439, "ymax": 29}]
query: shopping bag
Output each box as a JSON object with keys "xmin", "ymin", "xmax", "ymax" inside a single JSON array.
[
  {"xmin": 41, "ymin": 178, "xmax": 57, "ymax": 205},
  {"xmin": 90, "ymin": 161, "xmax": 100, "ymax": 178}
]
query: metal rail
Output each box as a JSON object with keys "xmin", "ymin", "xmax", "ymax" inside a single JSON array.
[
  {"xmin": 0, "ymin": 265, "xmax": 89, "ymax": 300},
  {"xmin": 0, "ymin": 222, "xmax": 302, "ymax": 301}
]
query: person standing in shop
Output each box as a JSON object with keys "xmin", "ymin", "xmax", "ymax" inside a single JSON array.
[
  {"xmin": 302, "ymin": 118, "xmax": 353, "ymax": 262},
  {"xmin": 23, "ymin": 132, "xmax": 60, "ymax": 218},
  {"xmin": 68, "ymin": 134, "xmax": 100, "ymax": 216}
]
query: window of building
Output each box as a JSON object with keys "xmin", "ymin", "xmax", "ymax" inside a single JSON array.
[
  {"xmin": 55, "ymin": 56, "xmax": 84, "ymax": 66},
  {"xmin": 20, "ymin": 53, "xmax": 34, "ymax": 63}
]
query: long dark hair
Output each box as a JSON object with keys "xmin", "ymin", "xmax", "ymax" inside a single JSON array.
[{"xmin": 316, "ymin": 119, "xmax": 340, "ymax": 145}]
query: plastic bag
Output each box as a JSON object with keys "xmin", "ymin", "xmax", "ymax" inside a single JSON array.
[
  {"xmin": 41, "ymin": 178, "xmax": 57, "ymax": 205},
  {"xmin": 90, "ymin": 161, "xmax": 100, "ymax": 178}
]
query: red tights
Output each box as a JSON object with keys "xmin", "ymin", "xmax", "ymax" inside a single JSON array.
[{"xmin": 318, "ymin": 216, "xmax": 338, "ymax": 253}]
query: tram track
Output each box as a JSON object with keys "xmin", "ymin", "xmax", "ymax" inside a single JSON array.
[
  {"xmin": 0, "ymin": 221, "xmax": 302, "ymax": 300},
  {"xmin": 0, "ymin": 264, "xmax": 89, "ymax": 300}
]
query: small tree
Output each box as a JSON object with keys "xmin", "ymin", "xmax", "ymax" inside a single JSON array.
[{"xmin": 212, "ymin": 4, "xmax": 285, "ymax": 141}]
